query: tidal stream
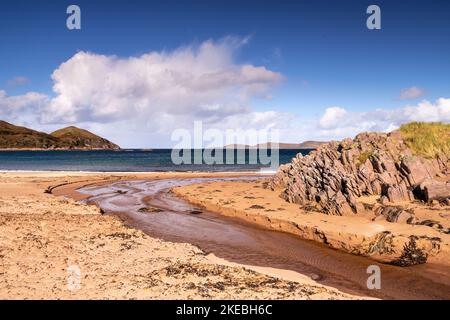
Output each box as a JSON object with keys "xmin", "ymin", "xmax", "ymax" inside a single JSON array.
[{"xmin": 77, "ymin": 177, "xmax": 450, "ymax": 300}]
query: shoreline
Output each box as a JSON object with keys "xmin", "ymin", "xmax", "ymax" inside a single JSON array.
[
  {"xmin": 0, "ymin": 170, "xmax": 262, "ymax": 174},
  {"xmin": 0, "ymin": 169, "xmax": 276, "ymax": 175},
  {"xmin": 0, "ymin": 148, "xmax": 121, "ymax": 151}
]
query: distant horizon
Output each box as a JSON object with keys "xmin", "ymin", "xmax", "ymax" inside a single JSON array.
[{"xmin": 1, "ymin": 117, "xmax": 326, "ymax": 150}]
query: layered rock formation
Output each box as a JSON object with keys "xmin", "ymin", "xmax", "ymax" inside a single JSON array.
[
  {"xmin": 268, "ymin": 124, "xmax": 450, "ymax": 265},
  {"xmin": 269, "ymin": 128, "xmax": 450, "ymax": 216}
]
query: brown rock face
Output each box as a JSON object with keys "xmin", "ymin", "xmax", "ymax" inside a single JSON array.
[
  {"xmin": 417, "ymin": 179, "xmax": 450, "ymax": 202},
  {"xmin": 269, "ymin": 131, "xmax": 449, "ymax": 215}
]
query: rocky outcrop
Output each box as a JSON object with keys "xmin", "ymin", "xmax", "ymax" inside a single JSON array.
[
  {"xmin": 269, "ymin": 130, "xmax": 450, "ymax": 216},
  {"xmin": 416, "ymin": 179, "xmax": 450, "ymax": 202}
]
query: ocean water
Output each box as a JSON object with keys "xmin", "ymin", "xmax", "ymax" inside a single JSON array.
[{"xmin": 0, "ymin": 149, "xmax": 313, "ymax": 172}]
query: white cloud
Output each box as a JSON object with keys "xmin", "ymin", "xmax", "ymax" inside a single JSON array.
[
  {"xmin": 399, "ymin": 86, "xmax": 425, "ymax": 100},
  {"xmin": 0, "ymin": 90, "xmax": 48, "ymax": 120},
  {"xmin": 40, "ymin": 37, "xmax": 284, "ymax": 128},
  {"xmin": 2, "ymin": 37, "xmax": 286, "ymax": 147},
  {"xmin": 314, "ymin": 98, "xmax": 450, "ymax": 140},
  {"xmin": 319, "ymin": 107, "xmax": 348, "ymax": 129}
]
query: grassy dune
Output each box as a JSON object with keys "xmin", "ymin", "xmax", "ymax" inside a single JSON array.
[{"xmin": 399, "ymin": 122, "xmax": 450, "ymax": 158}]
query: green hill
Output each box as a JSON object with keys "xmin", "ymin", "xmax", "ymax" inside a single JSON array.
[
  {"xmin": 0, "ymin": 120, "xmax": 120, "ymax": 150},
  {"xmin": 51, "ymin": 126, "xmax": 120, "ymax": 150},
  {"xmin": 0, "ymin": 120, "xmax": 60, "ymax": 149}
]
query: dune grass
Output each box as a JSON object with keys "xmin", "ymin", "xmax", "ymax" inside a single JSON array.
[
  {"xmin": 399, "ymin": 122, "xmax": 450, "ymax": 158},
  {"xmin": 357, "ymin": 150, "xmax": 374, "ymax": 165}
]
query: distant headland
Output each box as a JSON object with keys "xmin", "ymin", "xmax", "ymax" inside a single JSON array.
[{"xmin": 0, "ymin": 120, "xmax": 120, "ymax": 150}]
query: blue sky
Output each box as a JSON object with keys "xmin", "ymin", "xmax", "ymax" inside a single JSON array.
[{"xmin": 0, "ymin": 0, "xmax": 449, "ymax": 147}]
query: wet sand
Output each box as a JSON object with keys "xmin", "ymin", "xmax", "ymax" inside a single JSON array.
[{"xmin": 78, "ymin": 178, "xmax": 450, "ymax": 299}]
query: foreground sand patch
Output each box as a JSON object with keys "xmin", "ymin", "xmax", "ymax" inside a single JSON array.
[
  {"xmin": 0, "ymin": 172, "xmax": 359, "ymax": 300},
  {"xmin": 172, "ymin": 180, "xmax": 450, "ymax": 266}
]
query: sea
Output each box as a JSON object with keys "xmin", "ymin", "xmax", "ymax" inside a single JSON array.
[{"xmin": 0, "ymin": 149, "xmax": 313, "ymax": 172}]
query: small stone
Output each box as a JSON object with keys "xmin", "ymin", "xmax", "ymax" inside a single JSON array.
[{"xmin": 310, "ymin": 273, "xmax": 322, "ymax": 281}]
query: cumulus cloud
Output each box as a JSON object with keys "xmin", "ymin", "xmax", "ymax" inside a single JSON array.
[
  {"xmin": 40, "ymin": 37, "xmax": 284, "ymax": 128},
  {"xmin": 319, "ymin": 107, "xmax": 348, "ymax": 129},
  {"xmin": 0, "ymin": 90, "xmax": 48, "ymax": 119},
  {"xmin": 399, "ymin": 86, "xmax": 425, "ymax": 100},
  {"xmin": 0, "ymin": 37, "xmax": 289, "ymax": 147},
  {"xmin": 7, "ymin": 76, "xmax": 30, "ymax": 87},
  {"xmin": 315, "ymin": 98, "xmax": 450, "ymax": 140}
]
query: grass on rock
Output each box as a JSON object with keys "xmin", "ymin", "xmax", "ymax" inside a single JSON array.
[{"xmin": 399, "ymin": 122, "xmax": 450, "ymax": 158}]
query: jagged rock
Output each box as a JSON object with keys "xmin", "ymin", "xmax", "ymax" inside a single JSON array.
[
  {"xmin": 269, "ymin": 129, "xmax": 449, "ymax": 215},
  {"xmin": 381, "ymin": 182, "xmax": 413, "ymax": 202},
  {"xmin": 418, "ymin": 219, "xmax": 443, "ymax": 229},
  {"xmin": 374, "ymin": 206, "xmax": 415, "ymax": 223},
  {"xmin": 379, "ymin": 195, "xmax": 389, "ymax": 205},
  {"xmin": 400, "ymin": 157, "xmax": 436, "ymax": 185},
  {"xmin": 418, "ymin": 179, "xmax": 450, "ymax": 202}
]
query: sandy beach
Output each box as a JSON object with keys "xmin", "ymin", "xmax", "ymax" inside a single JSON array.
[
  {"xmin": 1, "ymin": 0, "xmax": 450, "ymax": 308},
  {"xmin": 0, "ymin": 171, "xmax": 361, "ymax": 300},
  {"xmin": 173, "ymin": 180, "xmax": 450, "ymax": 267}
]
